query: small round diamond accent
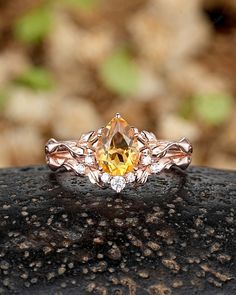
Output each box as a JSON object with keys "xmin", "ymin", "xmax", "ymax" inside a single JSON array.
[
  {"xmin": 141, "ymin": 155, "xmax": 152, "ymax": 166},
  {"xmin": 75, "ymin": 164, "xmax": 85, "ymax": 175},
  {"xmin": 126, "ymin": 172, "xmax": 135, "ymax": 183},
  {"xmin": 110, "ymin": 176, "xmax": 126, "ymax": 192},
  {"xmin": 101, "ymin": 173, "xmax": 110, "ymax": 183},
  {"xmin": 84, "ymin": 155, "xmax": 94, "ymax": 166},
  {"xmin": 150, "ymin": 163, "xmax": 162, "ymax": 173}
]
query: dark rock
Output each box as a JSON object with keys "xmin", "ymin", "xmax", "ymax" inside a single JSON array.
[{"xmin": 0, "ymin": 165, "xmax": 236, "ymax": 295}]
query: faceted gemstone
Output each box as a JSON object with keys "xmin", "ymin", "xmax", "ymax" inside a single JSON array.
[
  {"xmin": 110, "ymin": 176, "xmax": 126, "ymax": 192},
  {"xmin": 126, "ymin": 172, "xmax": 135, "ymax": 183},
  {"xmin": 141, "ymin": 155, "xmax": 152, "ymax": 166},
  {"xmin": 84, "ymin": 155, "xmax": 94, "ymax": 166},
  {"xmin": 101, "ymin": 172, "xmax": 110, "ymax": 183},
  {"xmin": 75, "ymin": 164, "xmax": 85, "ymax": 175},
  {"xmin": 150, "ymin": 163, "xmax": 162, "ymax": 173},
  {"xmin": 96, "ymin": 115, "xmax": 139, "ymax": 176}
]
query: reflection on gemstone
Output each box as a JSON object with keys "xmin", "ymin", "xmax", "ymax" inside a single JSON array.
[{"xmin": 96, "ymin": 115, "xmax": 139, "ymax": 176}]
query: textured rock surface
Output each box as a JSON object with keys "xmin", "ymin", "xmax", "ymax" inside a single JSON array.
[{"xmin": 0, "ymin": 165, "xmax": 236, "ymax": 294}]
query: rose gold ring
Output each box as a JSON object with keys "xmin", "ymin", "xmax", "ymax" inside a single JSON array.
[{"xmin": 45, "ymin": 113, "xmax": 192, "ymax": 192}]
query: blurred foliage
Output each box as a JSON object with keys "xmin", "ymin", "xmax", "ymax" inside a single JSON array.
[
  {"xmin": 193, "ymin": 93, "xmax": 233, "ymax": 126},
  {"xmin": 100, "ymin": 48, "xmax": 139, "ymax": 96},
  {"xmin": 62, "ymin": 0, "xmax": 97, "ymax": 9},
  {"xmin": 13, "ymin": 5, "xmax": 52, "ymax": 44},
  {"xmin": 13, "ymin": 0, "xmax": 96, "ymax": 45},
  {"xmin": 14, "ymin": 67, "xmax": 54, "ymax": 91},
  {"xmin": 179, "ymin": 99, "xmax": 194, "ymax": 120},
  {"xmin": 0, "ymin": 91, "xmax": 8, "ymax": 112},
  {"xmin": 179, "ymin": 93, "xmax": 233, "ymax": 126}
]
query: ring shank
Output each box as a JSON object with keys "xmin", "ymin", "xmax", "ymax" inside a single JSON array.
[
  {"xmin": 152, "ymin": 138, "xmax": 192, "ymax": 170},
  {"xmin": 45, "ymin": 137, "xmax": 192, "ymax": 173},
  {"xmin": 45, "ymin": 139, "xmax": 82, "ymax": 172}
]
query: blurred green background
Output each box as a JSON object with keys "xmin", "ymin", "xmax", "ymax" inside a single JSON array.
[{"xmin": 0, "ymin": 0, "xmax": 236, "ymax": 169}]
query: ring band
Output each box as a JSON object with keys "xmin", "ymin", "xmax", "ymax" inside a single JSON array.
[{"xmin": 45, "ymin": 113, "xmax": 192, "ymax": 192}]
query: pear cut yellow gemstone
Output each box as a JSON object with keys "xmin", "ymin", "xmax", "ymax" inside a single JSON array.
[{"xmin": 96, "ymin": 115, "xmax": 139, "ymax": 176}]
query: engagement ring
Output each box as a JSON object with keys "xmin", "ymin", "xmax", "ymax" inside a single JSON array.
[{"xmin": 45, "ymin": 113, "xmax": 192, "ymax": 192}]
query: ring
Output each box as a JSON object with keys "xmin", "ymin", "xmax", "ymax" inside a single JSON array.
[{"xmin": 45, "ymin": 113, "xmax": 192, "ymax": 192}]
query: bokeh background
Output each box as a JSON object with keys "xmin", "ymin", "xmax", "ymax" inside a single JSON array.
[{"xmin": 0, "ymin": 0, "xmax": 236, "ymax": 169}]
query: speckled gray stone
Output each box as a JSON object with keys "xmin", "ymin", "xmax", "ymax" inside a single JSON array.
[{"xmin": 0, "ymin": 165, "xmax": 236, "ymax": 295}]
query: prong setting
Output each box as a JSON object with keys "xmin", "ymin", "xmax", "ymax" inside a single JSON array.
[{"xmin": 115, "ymin": 113, "xmax": 121, "ymax": 118}]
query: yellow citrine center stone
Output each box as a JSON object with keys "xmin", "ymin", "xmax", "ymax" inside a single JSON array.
[{"xmin": 95, "ymin": 115, "xmax": 140, "ymax": 176}]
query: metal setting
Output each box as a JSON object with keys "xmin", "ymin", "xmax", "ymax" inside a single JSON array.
[{"xmin": 45, "ymin": 114, "xmax": 193, "ymax": 192}]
